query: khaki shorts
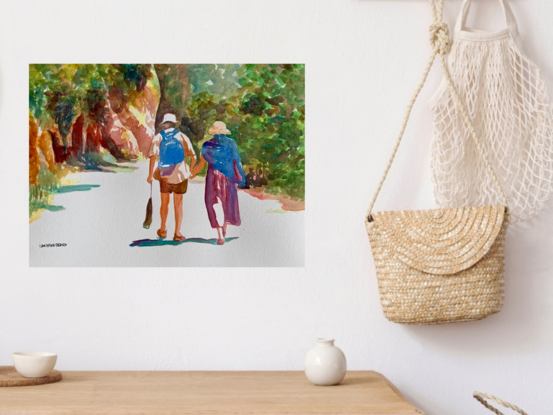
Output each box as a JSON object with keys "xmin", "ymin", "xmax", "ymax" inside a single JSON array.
[{"xmin": 160, "ymin": 179, "xmax": 188, "ymax": 194}]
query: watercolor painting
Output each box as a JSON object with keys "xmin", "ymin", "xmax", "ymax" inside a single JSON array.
[{"xmin": 29, "ymin": 64, "xmax": 305, "ymax": 267}]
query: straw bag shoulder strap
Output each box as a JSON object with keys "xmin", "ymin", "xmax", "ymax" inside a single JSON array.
[
  {"xmin": 366, "ymin": 0, "xmax": 508, "ymax": 221},
  {"xmin": 474, "ymin": 392, "xmax": 529, "ymax": 415}
]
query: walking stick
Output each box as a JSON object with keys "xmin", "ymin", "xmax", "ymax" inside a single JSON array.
[{"xmin": 143, "ymin": 182, "xmax": 153, "ymax": 229}]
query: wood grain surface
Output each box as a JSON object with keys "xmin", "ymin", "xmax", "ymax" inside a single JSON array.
[
  {"xmin": 0, "ymin": 366, "xmax": 62, "ymax": 387},
  {"xmin": 0, "ymin": 370, "xmax": 424, "ymax": 415}
]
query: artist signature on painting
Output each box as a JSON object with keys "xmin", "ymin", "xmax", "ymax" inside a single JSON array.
[{"xmin": 39, "ymin": 243, "xmax": 67, "ymax": 248}]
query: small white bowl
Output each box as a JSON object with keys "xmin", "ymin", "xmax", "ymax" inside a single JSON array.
[{"xmin": 12, "ymin": 352, "xmax": 57, "ymax": 378}]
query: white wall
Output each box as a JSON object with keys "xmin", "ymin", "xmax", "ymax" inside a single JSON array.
[{"xmin": 1, "ymin": 0, "xmax": 552, "ymax": 413}]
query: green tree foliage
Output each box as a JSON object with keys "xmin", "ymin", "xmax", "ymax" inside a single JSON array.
[
  {"xmin": 232, "ymin": 64, "xmax": 305, "ymax": 200},
  {"xmin": 183, "ymin": 64, "xmax": 305, "ymax": 200},
  {"xmin": 30, "ymin": 64, "xmax": 153, "ymax": 134},
  {"xmin": 188, "ymin": 64, "xmax": 241, "ymax": 97},
  {"xmin": 176, "ymin": 64, "xmax": 239, "ymax": 144}
]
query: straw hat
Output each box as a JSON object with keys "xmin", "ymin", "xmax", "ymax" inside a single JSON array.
[
  {"xmin": 161, "ymin": 113, "xmax": 178, "ymax": 125},
  {"xmin": 208, "ymin": 121, "xmax": 231, "ymax": 135}
]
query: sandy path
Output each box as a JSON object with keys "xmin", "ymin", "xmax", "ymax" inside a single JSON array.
[{"xmin": 29, "ymin": 161, "xmax": 304, "ymax": 267}]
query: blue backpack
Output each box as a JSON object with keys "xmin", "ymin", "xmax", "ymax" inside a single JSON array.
[{"xmin": 159, "ymin": 129, "xmax": 184, "ymax": 177}]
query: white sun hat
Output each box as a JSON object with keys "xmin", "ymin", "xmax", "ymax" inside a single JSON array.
[
  {"xmin": 208, "ymin": 121, "xmax": 231, "ymax": 135},
  {"xmin": 161, "ymin": 113, "xmax": 178, "ymax": 125}
]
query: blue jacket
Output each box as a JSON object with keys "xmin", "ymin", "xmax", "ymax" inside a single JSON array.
[{"xmin": 202, "ymin": 135, "xmax": 246, "ymax": 186}]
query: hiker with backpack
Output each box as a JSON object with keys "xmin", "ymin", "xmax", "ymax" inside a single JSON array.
[{"xmin": 147, "ymin": 114, "xmax": 196, "ymax": 242}]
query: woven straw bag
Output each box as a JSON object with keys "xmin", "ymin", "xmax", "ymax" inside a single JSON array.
[
  {"xmin": 474, "ymin": 392, "xmax": 528, "ymax": 415},
  {"xmin": 365, "ymin": 0, "xmax": 509, "ymax": 325}
]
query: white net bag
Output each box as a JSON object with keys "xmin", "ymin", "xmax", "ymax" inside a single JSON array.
[{"xmin": 429, "ymin": 0, "xmax": 553, "ymax": 222}]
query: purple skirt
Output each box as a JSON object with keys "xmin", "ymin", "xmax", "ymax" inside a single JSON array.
[{"xmin": 205, "ymin": 167, "xmax": 241, "ymax": 229}]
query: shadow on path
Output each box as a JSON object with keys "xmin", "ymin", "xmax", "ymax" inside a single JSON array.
[
  {"xmin": 57, "ymin": 184, "xmax": 100, "ymax": 194},
  {"xmin": 30, "ymin": 202, "xmax": 65, "ymax": 213},
  {"xmin": 129, "ymin": 237, "xmax": 239, "ymax": 247}
]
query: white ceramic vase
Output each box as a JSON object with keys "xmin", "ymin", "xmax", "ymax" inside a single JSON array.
[{"xmin": 304, "ymin": 338, "xmax": 347, "ymax": 386}]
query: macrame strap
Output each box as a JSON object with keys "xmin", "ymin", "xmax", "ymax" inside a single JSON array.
[
  {"xmin": 473, "ymin": 392, "xmax": 529, "ymax": 415},
  {"xmin": 366, "ymin": 0, "xmax": 508, "ymax": 221}
]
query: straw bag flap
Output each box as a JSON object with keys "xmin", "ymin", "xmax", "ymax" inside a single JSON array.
[{"xmin": 367, "ymin": 205, "xmax": 505, "ymax": 275}]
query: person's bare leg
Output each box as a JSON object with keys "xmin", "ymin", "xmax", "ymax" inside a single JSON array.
[
  {"xmin": 216, "ymin": 227, "xmax": 225, "ymax": 245},
  {"xmin": 174, "ymin": 193, "xmax": 184, "ymax": 238},
  {"xmin": 158, "ymin": 192, "xmax": 170, "ymax": 237},
  {"xmin": 222, "ymin": 223, "xmax": 228, "ymax": 238}
]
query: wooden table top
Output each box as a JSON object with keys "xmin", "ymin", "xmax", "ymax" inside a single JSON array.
[{"xmin": 0, "ymin": 371, "xmax": 424, "ymax": 415}]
